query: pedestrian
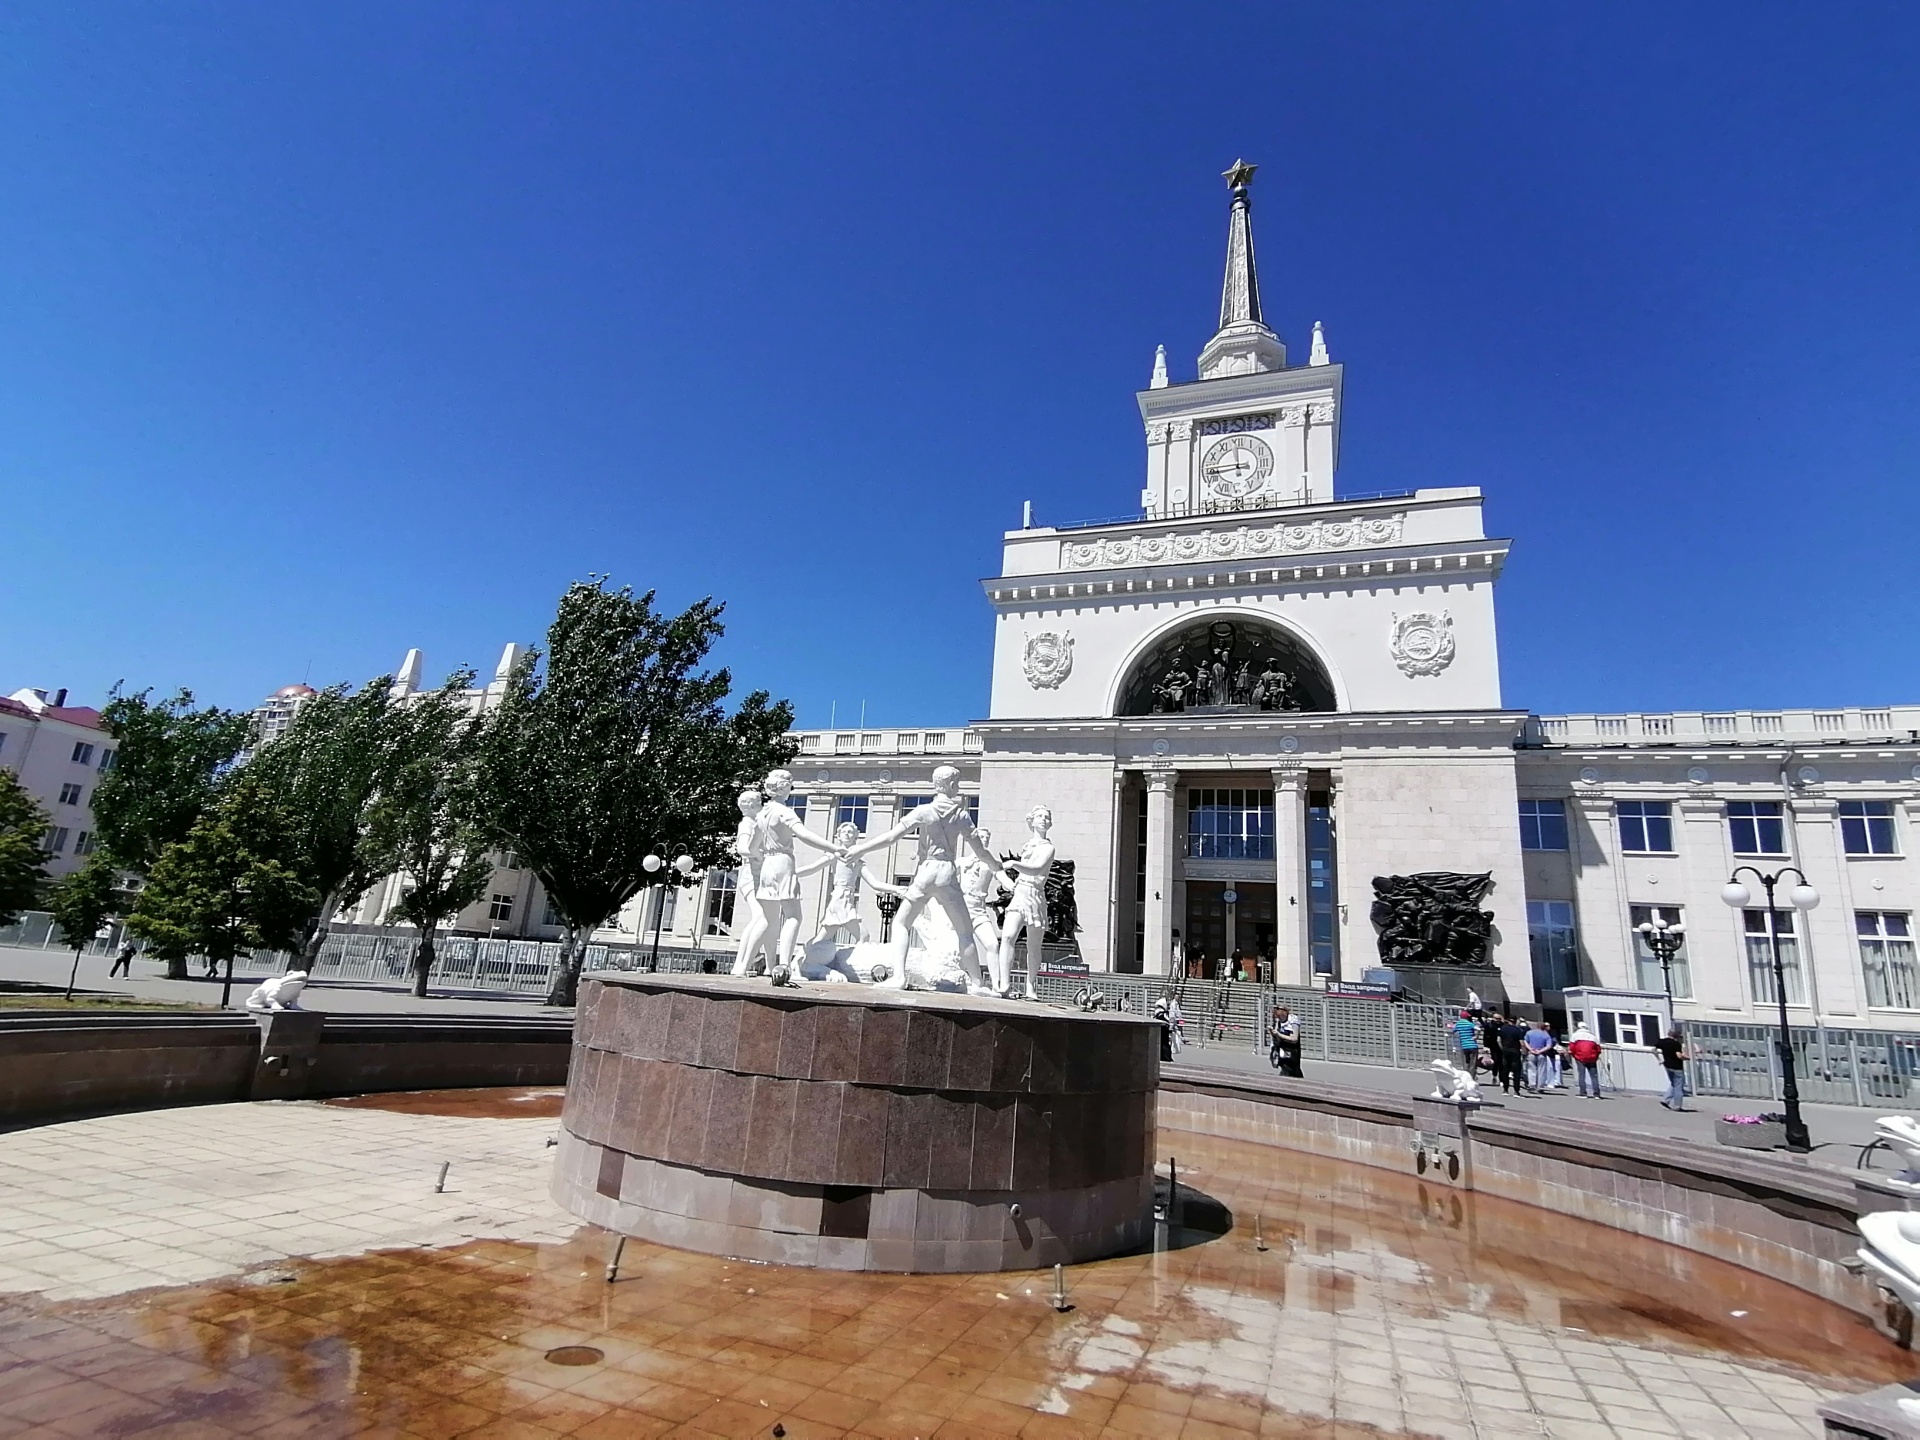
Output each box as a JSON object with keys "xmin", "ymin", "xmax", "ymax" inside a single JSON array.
[
  {"xmin": 107, "ymin": 941, "xmax": 136, "ymax": 978},
  {"xmin": 1523, "ymin": 1020, "xmax": 1557, "ymax": 1093},
  {"xmin": 1269, "ymin": 1005, "xmax": 1303, "ymax": 1078},
  {"xmin": 1494, "ymin": 1013, "xmax": 1527, "ymax": 1095},
  {"xmin": 1654, "ymin": 1024, "xmax": 1690, "ymax": 1111},
  {"xmin": 1450, "ymin": 1010, "xmax": 1480, "ymax": 1071},
  {"xmin": 1568, "ymin": 1023, "xmax": 1604, "ymax": 1098}
]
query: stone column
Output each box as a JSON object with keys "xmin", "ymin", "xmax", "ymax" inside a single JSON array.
[
  {"xmin": 1143, "ymin": 768, "xmax": 1178, "ymax": 976},
  {"xmin": 1570, "ymin": 794, "xmax": 1633, "ymax": 989},
  {"xmin": 1789, "ymin": 796, "xmax": 1857, "ymax": 1019},
  {"xmin": 1676, "ymin": 797, "xmax": 1744, "ymax": 1013},
  {"xmin": 1271, "ymin": 764, "xmax": 1309, "ymax": 985}
]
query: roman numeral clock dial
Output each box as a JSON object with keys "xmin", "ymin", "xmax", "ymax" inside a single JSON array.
[{"xmin": 1199, "ymin": 434, "xmax": 1274, "ymax": 501}]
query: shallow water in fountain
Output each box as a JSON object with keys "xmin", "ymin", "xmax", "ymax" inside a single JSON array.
[
  {"xmin": 0, "ymin": 1128, "xmax": 1903, "ymax": 1438},
  {"xmin": 323, "ymin": 1085, "xmax": 567, "ymax": 1120}
]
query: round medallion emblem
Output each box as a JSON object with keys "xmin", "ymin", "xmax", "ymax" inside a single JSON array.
[
  {"xmin": 1389, "ymin": 611, "xmax": 1456, "ymax": 677},
  {"xmin": 1687, "ymin": 766, "xmax": 1710, "ymax": 785}
]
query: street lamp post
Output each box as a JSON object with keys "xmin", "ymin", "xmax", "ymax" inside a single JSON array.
[
  {"xmin": 1721, "ymin": 865, "xmax": 1820, "ymax": 1154},
  {"xmin": 1635, "ymin": 915, "xmax": 1686, "ymax": 1006},
  {"xmin": 643, "ymin": 854, "xmax": 697, "ymax": 972}
]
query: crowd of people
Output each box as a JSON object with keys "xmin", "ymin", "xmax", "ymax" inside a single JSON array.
[{"xmin": 1449, "ymin": 1007, "xmax": 1691, "ymax": 1109}]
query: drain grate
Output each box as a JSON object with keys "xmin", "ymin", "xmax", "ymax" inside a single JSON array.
[{"xmin": 543, "ymin": 1346, "xmax": 604, "ymax": 1367}]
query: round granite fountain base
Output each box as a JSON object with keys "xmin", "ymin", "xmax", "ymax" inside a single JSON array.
[{"xmin": 552, "ymin": 973, "xmax": 1160, "ymax": 1272}]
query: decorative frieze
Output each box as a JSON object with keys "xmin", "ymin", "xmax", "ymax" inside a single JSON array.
[
  {"xmin": 1196, "ymin": 412, "xmax": 1276, "ymax": 436},
  {"xmin": 1063, "ymin": 513, "xmax": 1404, "ymax": 570}
]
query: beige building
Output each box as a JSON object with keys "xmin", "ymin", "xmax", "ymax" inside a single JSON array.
[{"xmin": 0, "ymin": 687, "xmax": 115, "ymax": 879}]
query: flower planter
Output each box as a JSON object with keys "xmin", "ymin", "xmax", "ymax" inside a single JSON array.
[{"xmin": 1715, "ymin": 1119, "xmax": 1786, "ymax": 1150}]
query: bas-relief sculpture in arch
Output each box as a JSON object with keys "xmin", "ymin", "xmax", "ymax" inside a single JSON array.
[{"xmin": 1109, "ymin": 611, "xmax": 1341, "ymax": 718}]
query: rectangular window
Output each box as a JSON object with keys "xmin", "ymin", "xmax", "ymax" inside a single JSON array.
[
  {"xmin": 834, "ymin": 795, "xmax": 869, "ymax": 834},
  {"xmin": 487, "ymin": 893, "xmax": 514, "ymax": 923},
  {"xmin": 787, "ymin": 795, "xmax": 807, "ymax": 824},
  {"xmin": 1617, "ymin": 800, "xmax": 1674, "ymax": 854},
  {"xmin": 966, "ymin": 796, "xmax": 979, "ymax": 826},
  {"xmin": 70, "ymin": 742, "xmax": 94, "ymax": 765},
  {"xmin": 97, "ymin": 748, "xmax": 116, "ymax": 772},
  {"xmin": 1186, "ymin": 788, "xmax": 1276, "ymax": 861},
  {"xmin": 1594, "ymin": 1009, "xmax": 1665, "ymax": 1047},
  {"xmin": 1628, "ymin": 903, "xmax": 1693, "ymax": 999},
  {"xmin": 706, "ymin": 870, "xmax": 738, "ymax": 936},
  {"xmin": 1526, "ymin": 900, "xmax": 1579, "ymax": 992},
  {"xmin": 1860, "ymin": 912, "xmax": 1919, "ymax": 1009},
  {"xmin": 501, "ymin": 851, "xmax": 523, "ymax": 871},
  {"xmin": 43, "ymin": 826, "xmax": 70, "ymax": 854},
  {"xmin": 1744, "ymin": 907, "xmax": 1805, "ymax": 1005},
  {"xmin": 1841, "ymin": 801, "xmax": 1899, "ymax": 857},
  {"xmin": 1727, "ymin": 800, "xmax": 1786, "ymax": 856},
  {"xmin": 73, "ymin": 831, "xmax": 96, "ymax": 855},
  {"xmin": 1306, "ymin": 790, "xmax": 1338, "ymax": 976},
  {"xmin": 1518, "ymin": 798, "xmax": 1568, "ymax": 851},
  {"xmin": 57, "ymin": 783, "xmax": 84, "ymax": 806},
  {"xmin": 543, "ymin": 895, "xmax": 563, "ymax": 927}
]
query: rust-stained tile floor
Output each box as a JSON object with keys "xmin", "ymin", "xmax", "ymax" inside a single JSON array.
[{"xmin": 0, "ymin": 1094, "xmax": 1909, "ymax": 1439}]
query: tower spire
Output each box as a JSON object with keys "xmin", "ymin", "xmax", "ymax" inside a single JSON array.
[
  {"xmin": 1198, "ymin": 159, "xmax": 1285, "ymax": 379},
  {"xmin": 1218, "ymin": 159, "xmax": 1263, "ymax": 328}
]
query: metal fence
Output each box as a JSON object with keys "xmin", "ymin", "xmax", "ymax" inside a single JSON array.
[
  {"xmin": 1032, "ymin": 970, "xmax": 1456, "ymax": 1071},
  {"xmin": 1686, "ymin": 1020, "xmax": 1920, "ymax": 1110},
  {"xmin": 0, "ymin": 910, "xmax": 134, "ymax": 955}
]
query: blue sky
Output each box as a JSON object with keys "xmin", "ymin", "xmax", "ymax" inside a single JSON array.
[{"xmin": 2, "ymin": 3, "xmax": 1916, "ymax": 726}]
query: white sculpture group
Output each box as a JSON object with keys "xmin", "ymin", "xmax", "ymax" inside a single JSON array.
[
  {"xmin": 1857, "ymin": 1116, "xmax": 1920, "ymax": 1328},
  {"xmin": 728, "ymin": 765, "xmax": 1053, "ymax": 998}
]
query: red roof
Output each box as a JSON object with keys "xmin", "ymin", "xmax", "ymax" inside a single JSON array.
[{"xmin": 46, "ymin": 706, "xmax": 103, "ymax": 730}]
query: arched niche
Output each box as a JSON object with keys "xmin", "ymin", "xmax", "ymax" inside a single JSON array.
[{"xmin": 1115, "ymin": 615, "xmax": 1337, "ymax": 717}]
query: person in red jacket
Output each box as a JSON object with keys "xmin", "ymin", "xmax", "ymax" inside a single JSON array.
[{"xmin": 1568, "ymin": 1023, "xmax": 1604, "ymax": 1099}]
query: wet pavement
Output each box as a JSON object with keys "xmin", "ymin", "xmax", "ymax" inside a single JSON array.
[{"xmin": 0, "ymin": 1102, "xmax": 1909, "ymax": 1439}]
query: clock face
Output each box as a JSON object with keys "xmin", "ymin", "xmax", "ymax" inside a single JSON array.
[{"xmin": 1199, "ymin": 434, "xmax": 1274, "ymax": 499}]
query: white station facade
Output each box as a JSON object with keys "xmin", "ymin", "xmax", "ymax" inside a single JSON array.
[{"xmin": 334, "ymin": 164, "xmax": 1920, "ymax": 1037}]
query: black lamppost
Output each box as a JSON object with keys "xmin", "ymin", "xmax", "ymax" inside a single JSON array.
[
  {"xmin": 876, "ymin": 890, "xmax": 902, "ymax": 943},
  {"xmin": 1635, "ymin": 915, "xmax": 1686, "ymax": 1005},
  {"xmin": 642, "ymin": 853, "xmax": 696, "ymax": 971},
  {"xmin": 1722, "ymin": 865, "xmax": 1820, "ymax": 1154}
]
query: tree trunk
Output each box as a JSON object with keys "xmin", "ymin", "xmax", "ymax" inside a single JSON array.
[
  {"xmin": 300, "ymin": 891, "xmax": 340, "ymax": 971},
  {"xmin": 64, "ymin": 946, "xmax": 85, "ymax": 1002},
  {"xmin": 412, "ymin": 929, "xmax": 436, "ymax": 999},
  {"xmin": 545, "ymin": 925, "xmax": 582, "ymax": 1007},
  {"xmin": 163, "ymin": 952, "xmax": 189, "ymax": 980}
]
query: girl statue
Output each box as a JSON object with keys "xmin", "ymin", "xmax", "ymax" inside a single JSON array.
[
  {"xmin": 727, "ymin": 790, "xmax": 769, "ymax": 976},
  {"xmin": 818, "ymin": 821, "xmax": 874, "ymax": 945},
  {"xmin": 993, "ymin": 806, "xmax": 1056, "ymax": 1000},
  {"xmin": 748, "ymin": 769, "xmax": 843, "ymax": 986}
]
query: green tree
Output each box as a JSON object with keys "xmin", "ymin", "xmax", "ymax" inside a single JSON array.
[
  {"xmin": 92, "ymin": 689, "xmax": 251, "ymax": 978},
  {"xmin": 126, "ymin": 774, "xmax": 317, "ymax": 995},
  {"xmin": 360, "ymin": 676, "xmax": 495, "ymax": 998},
  {"xmin": 48, "ymin": 855, "xmax": 120, "ymax": 1001},
  {"xmin": 0, "ymin": 773, "xmax": 50, "ymax": 926},
  {"xmin": 246, "ymin": 679, "xmax": 398, "ymax": 966},
  {"xmin": 476, "ymin": 580, "xmax": 796, "ymax": 1006}
]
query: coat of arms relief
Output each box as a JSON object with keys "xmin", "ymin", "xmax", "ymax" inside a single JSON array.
[
  {"xmin": 1022, "ymin": 632, "xmax": 1074, "ymax": 689},
  {"xmin": 1389, "ymin": 611, "xmax": 1456, "ymax": 677}
]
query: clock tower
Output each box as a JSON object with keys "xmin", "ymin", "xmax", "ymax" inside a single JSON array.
[{"xmin": 1138, "ymin": 160, "xmax": 1342, "ymax": 516}]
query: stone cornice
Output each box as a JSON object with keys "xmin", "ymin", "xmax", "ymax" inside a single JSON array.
[
  {"xmin": 1135, "ymin": 362, "xmax": 1341, "ymax": 423},
  {"xmin": 985, "ymin": 538, "xmax": 1512, "ymax": 608}
]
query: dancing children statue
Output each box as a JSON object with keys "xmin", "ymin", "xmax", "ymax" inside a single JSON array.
[
  {"xmin": 993, "ymin": 806, "xmax": 1055, "ymax": 999},
  {"xmin": 842, "ymin": 765, "xmax": 1000, "ymax": 990},
  {"xmin": 748, "ymin": 769, "xmax": 843, "ymax": 986},
  {"xmin": 959, "ymin": 826, "xmax": 1012, "ymax": 976},
  {"xmin": 728, "ymin": 789, "xmax": 770, "ymax": 976}
]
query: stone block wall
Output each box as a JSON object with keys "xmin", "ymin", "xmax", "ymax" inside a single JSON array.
[{"xmin": 553, "ymin": 975, "xmax": 1160, "ymax": 1272}]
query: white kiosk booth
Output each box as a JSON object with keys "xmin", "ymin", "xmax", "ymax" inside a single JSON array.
[{"xmin": 1562, "ymin": 986, "xmax": 1675, "ymax": 1095}]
